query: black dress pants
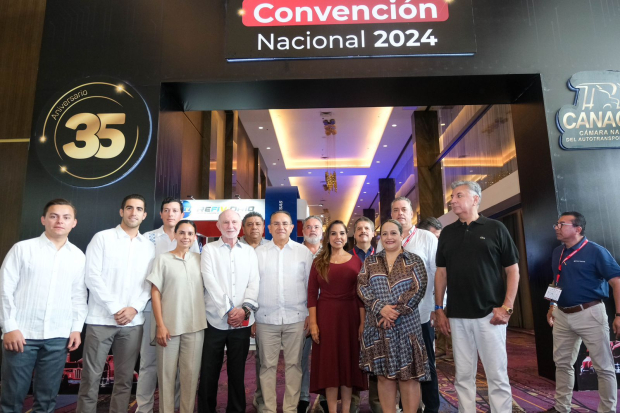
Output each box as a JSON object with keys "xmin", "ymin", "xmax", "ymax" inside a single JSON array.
[
  {"xmin": 197, "ymin": 323, "xmax": 251, "ymax": 413},
  {"xmin": 420, "ymin": 321, "xmax": 440, "ymax": 413}
]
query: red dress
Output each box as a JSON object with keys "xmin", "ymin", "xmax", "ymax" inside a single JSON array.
[{"xmin": 308, "ymin": 257, "xmax": 368, "ymax": 394}]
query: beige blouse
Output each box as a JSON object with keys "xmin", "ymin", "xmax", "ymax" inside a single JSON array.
[{"xmin": 146, "ymin": 252, "xmax": 207, "ymax": 342}]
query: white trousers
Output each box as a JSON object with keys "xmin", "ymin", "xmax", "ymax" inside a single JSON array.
[
  {"xmin": 552, "ymin": 303, "xmax": 617, "ymax": 413},
  {"xmin": 449, "ymin": 313, "xmax": 512, "ymax": 413},
  {"xmin": 135, "ymin": 312, "xmax": 180, "ymax": 413}
]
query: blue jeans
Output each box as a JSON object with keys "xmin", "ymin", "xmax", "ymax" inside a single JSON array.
[{"xmin": 1, "ymin": 338, "xmax": 68, "ymax": 413}]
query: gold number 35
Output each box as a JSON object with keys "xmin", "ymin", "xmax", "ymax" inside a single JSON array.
[{"xmin": 63, "ymin": 113, "xmax": 126, "ymax": 159}]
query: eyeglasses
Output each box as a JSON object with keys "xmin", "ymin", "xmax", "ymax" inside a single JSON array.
[{"xmin": 552, "ymin": 223, "xmax": 575, "ymax": 229}]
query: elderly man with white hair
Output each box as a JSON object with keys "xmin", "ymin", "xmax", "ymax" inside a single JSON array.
[
  {"xmin": 434, "ymin": 180, "xmax": 520, "ymax": 412},
  {"xmin": 197, "ymin": 209, "xmax": 260, "ymax": 413}
]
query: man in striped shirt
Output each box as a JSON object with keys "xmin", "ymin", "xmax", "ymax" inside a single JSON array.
[{"xmin": 0, "ymin": 199, "xmax": 88, "ymax": 413}]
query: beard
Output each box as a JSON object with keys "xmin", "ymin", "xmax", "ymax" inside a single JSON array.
[{"xmin": 304, "ymin": 235, "xmax": 321, "ymax": 245}]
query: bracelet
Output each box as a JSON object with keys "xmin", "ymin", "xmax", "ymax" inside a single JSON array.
[
  {"xmin": 550, "ymin": 302, "xmax": 557, "ymax": 307},
  {"xmin": 435, "ymin": 305, "xmax": 444, "ymax": 311}
]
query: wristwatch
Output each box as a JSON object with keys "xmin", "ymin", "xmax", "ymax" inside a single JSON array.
[
  {"xmin": 242, "ymin": 306, "xmax": 251, "ymax": 320},
  {"xmin": 502, "ymin": 305, "xmax": 514, "ymax": 315}
]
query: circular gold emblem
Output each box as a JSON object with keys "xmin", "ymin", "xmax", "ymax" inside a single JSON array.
[{"xmin": 36, "ymin": 78, "xmax": 152, "ymax": 187}]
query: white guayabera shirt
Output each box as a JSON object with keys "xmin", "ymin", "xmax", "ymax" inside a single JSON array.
[
  {"xmin": 85, "ymin": 225, "xmax": 155, "ymax": 327},
  {"xmin": 255, "ymin": 239, "xmax": 313, "ymax": 325},
  {"xmin": 0, "ymin": 233, "xmax": 88, "ymax": 339}
]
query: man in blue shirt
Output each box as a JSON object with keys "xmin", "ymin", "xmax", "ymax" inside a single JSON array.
[{"xmin": 545, "ymin": 212, "xmax": 620, "ymax": 413}]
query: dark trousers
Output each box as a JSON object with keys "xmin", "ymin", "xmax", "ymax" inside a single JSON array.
[
  {"xmin": 420, "ymin": 321, "xmax": 440, "ymax": 413},
  {"xmin": 197, "ymin": 323, "xmax": 251, "ymax": 413},
  {"xmin": 1, "ymin": 338, "xmax": 67, "ymax": 413}
]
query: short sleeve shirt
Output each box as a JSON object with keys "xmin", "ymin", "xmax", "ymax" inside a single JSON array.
[
  {"xmin": 146, "ymin": 252, "xmax": 207, "ymax": 340},
  {"xmin": 551, "ymin": 237, "xmax": 620, "ymax": 307},
  {"xmin": 436, "ymin": 215, "xmax": 519, "ymax": 318}
]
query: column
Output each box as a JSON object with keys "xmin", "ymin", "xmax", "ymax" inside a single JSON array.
[
  {"xmin": 413, "ymin": 111, "xmax": 444, "ymax": 219},
  {"xmin": 379, "ymin": 178, "xmax": 395, "ymax": 225}
]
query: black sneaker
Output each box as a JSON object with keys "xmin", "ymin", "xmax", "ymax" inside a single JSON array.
[{"xmin": 297, "ymin": 400, "xmax": 310, "ymax": 413}]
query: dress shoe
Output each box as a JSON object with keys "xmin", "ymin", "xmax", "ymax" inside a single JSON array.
[{"xmin": 297, "ymin": 400, "xmax": 310, "ymax": 413}]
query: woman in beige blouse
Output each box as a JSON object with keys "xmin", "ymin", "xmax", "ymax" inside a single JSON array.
[{"xmin": 147, "ymin": 219, "xmax": 207, "ymax": 413}]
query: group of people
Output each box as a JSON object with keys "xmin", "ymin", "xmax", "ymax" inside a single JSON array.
[{"xmin": 0, "ymin": 179, "xmax": 619, "ymax": 413}]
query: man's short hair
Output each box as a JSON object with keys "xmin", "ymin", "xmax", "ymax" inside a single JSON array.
[
  {"xmin": 451, "ymin": 180, "xmax": 482, "ymax": 202},
  {"xmin": 270, "ymin": 210, "xmax": 292, "ymax": 223},
  {"xmin": 303, "ymin": 215, "xmax": 323, "ymax": 226},
  {"xmin": 160, "ymin": 197, "xmax": 183, "ymax": 212},
  {"xmin": 354, "ymin": 216, "xmax": 375, "ymax": 231},
  {"xmin": 417, "ymin": 217, "xmax": 442, "ymax": 231},
  {"xmin": 121, "ymin": 194, "xmax": 147, "ymax": 210},
  {"xmin": 242, "ymin": 211, "xmax": 264, "ymax": 226},
  {"xmin": 560, "ymin": 211, "xmax": 586, "ymax": 236},
  {"xmin": 218, "ymin": 209, "xmax": 241, "ymax": 222},
  {"xmin": 391, "ymin": 196, "xmax": 413, "ymax": 211},
  {"xmin": 43, "ymin": 199, "xmax": 76, "ymax": 218}
]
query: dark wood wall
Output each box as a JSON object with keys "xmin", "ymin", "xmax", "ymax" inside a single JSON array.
[{"xmin": 0, "ymin": 1, "xmax": 46, "ymax": 261}]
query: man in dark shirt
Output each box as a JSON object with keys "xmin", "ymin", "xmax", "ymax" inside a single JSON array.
[
  {"xmin": 544, "ymin": 212, "xmax": 620, "ymax": 413},
  {"xmin": 435, "ymin": 180, "xmax": 520, "ymax": 412},
  {"xmin": 349, "ymin": 216, "xmax": 375, "ymax": 263}
]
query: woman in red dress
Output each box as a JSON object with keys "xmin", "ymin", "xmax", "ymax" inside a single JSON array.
[{"xmin": 308, "ymin": 220, "xmax": 368, "ymax": 413}]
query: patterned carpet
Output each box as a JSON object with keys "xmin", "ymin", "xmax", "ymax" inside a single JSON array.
[{"xmin": 20, "ymin": 329, "xmax": 617, "ymax": 412}]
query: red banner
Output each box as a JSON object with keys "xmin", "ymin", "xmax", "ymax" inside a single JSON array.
[{"xmin": 240, "ymin": 0, "xmax": 449, "ymax": 27}]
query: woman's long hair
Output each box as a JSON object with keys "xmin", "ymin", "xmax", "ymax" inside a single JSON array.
[{"xmin": 314, "ymin": 220, "xmax": 347, "ymax": 283}]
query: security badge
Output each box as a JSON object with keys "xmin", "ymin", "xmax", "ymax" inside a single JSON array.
[{"xmin": 544, "ymin": 283, "xmax": 562, "ymax": 301}]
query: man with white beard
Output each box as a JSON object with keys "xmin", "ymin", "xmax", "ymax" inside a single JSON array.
[{"xmin": 298, "ymin": 216, "xmax": 323, "ymax": 413}]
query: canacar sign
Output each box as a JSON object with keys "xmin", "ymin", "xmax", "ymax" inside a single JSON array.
[
  {"xmin": 225, "ymin": 0, "xmax": 476, "ymax": 61},
  {"xmin": 557, "ymin": 71, "xmax": 620, "ymax": 150}
]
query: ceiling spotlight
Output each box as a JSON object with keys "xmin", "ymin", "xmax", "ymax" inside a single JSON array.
[
  {"xmin": 469, "ymin": 170, "xmax": 473, "ymax": 173},
  {"xmin": 357, "ymin": 205, "xmax": 360, "ymax": 208},
  {"xmin": 272, "ymin": 163, "xmax": 276, "ymax": 165},
  {"xmin": 363, "ymin": 191, "xmax": 367, "ymax": 194},
  {"xmin": 399, "ymin": 181, "xmax": 402, "ymax": 184},
  {"xmin": 308, "ymin": 172, "xmax": 312, "ymax": 174},
  {"xmin": 376, "ymin": 161, "xmax": 380, "ymax": 163},
  {"xmin": 280, "ymin": 183, "xmax": 284, "ymax": 186},
  {"xmin": 366, "ymin": 182, "xmax": 370, "ymax": 185},
  {"xmin": 340, "ymin": 171, "xmax": 343, "ymax": 174},
  {"xmin": 391, "ymin": 124, "xmax": 397, "ymax": 127},
  {"xmin": 266, "ymin": 147, "xmax": 271, "ymax": 150},
  {"xmin": 383, "ymin": 144, "xmax": 388, "ymax": 148},
  {"xmin": 441, "ymin": 123, "xmax": 446, "ymax": 126},
  {"xmin": 360, "ymin": 199, "xmax": 363, "ymax": 201},
  {"xmin": 259, "ymin": 126, "xmax": 264, "ymax": 129}
]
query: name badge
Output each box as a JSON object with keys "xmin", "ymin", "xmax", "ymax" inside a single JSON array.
[{"xmin": 544, "ymin": 284, "xmax": 562, "ymax": 301}]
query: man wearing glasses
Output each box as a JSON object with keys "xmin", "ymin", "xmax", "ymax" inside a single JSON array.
[
  {"xmin": 255, "ymin": 211, "xmax": 314, "ymax": 413},
  {"xmin": 544, "ymin": 212, "xmax": 620, "ymax": 413}
]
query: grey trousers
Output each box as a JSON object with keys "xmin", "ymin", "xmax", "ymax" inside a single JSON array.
[
  {"xmin": 552, "ymin": 304, "xmax": 617, "ymax": 413},
  {"xmin": 256, "ymin": 322, "xmax": 305, "ymax": 413},
  {"xmin": 76, "ymin": 324, "xmax": 143, "ymax": 413},
  {"xmin": 157, "ymin": 330, "xmax": 204, "ymax": 413},
  {"xmin": 253, "ymin": 335, "xmax": 265, "ymax": 413}
]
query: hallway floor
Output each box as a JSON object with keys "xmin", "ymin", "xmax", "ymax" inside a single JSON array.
[{"xmin": 30, "ymin": 330, "xmax": 618, "ymax": 412}]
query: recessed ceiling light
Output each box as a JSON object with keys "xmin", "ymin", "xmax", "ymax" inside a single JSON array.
[
  {"xmin": 272, "ymin": 163, "xmax": 276, "ymax": 165},
  {"xmin": 340, "ymin": 171, "xmax": 343, "ymax": 174},
  {"xmin": 392, "ymin": 124, "xmax": 397, "ymax": 127},
  {"xmin": 308, "ymin": 172, "xmax": 312, "ymax": 174},
  {"xmin": 440, "ymin": 123, "xmax": 446, "ymax": 126},
  {"xmin": 280, "ymin": 184, "xmax": 284, "ymax": 186},
  {"xmin": 383, "ymin": 144, "xmax": 388, "ymax": 148},
  {"xmin": 363, "ymin": 191, "xmax": 367, "ymax": 194},
  {"xmin": 376, "ymin": 161, "xmax": 380, "ymax": 163},
  {"xmin": 399, "ymin": 182, "xmax": 402, "ymax": 184},
  {"xmin": 469, "ymin": 170, "xmax": 473, "ymax": 173},
  {"xmin": 360, "ymin": 199, "xmax": 363, "ymax": 201},
  {"xmin": 266, "ymin": 147, "xmax": 271, "ymax": 150},
  {"xmin": 357, "ymin": 205, "xmax": 360, "ymax": 208},
  {"xmin": 366, "ymin": 182, "xmax": 370, "ymax": 185}
]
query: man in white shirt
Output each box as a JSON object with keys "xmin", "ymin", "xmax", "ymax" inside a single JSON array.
[
  {"xmin": 198, "ymin": 208, "xmax": 259, "ymax": 413},
  {"xmin": 77, "ymin": 194, "xmax": 155, "ymax": 413},
  {"xmin": 298, "ymin": 215, "xmax": 322, "ymax": 413},
  {"xmin": 136, "ymin": 197, "xmax": 200, "ymax": 413},
  {"xmin": 238, "ymin": 211, "xmax": 269, "ymax": 413},
  {"xmin": 377, "ymin": 197, "xmax": 439, "ymax": 413},
  {"xmin": 255, "ymin": 211, "xmax": 313, "ymax": 413},
  {"xmin": 0, "ymin": 199, "xmax": 87, "ymax": 413}
]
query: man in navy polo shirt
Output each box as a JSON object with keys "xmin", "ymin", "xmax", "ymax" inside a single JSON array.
[{"xmin": 544, "ymin": 211, "xmax": 620, "ymax": 413}]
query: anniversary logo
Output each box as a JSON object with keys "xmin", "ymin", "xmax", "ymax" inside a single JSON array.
[
  {"xmin": 557, "ymin": 71, "xmax": 620, "ymax": 150},
  {"xmin": 225, "ymin": 0, "xmax": 476, "ymax": 61},
  {"xmin": 35, "ymin": 78, "xmax": 152, "ymax": 187}
]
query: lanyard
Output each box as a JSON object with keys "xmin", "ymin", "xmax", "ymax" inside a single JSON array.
[
  {"xmin": 353, "ymin": 246, "xmax": 374, "ymax": 260},
  {"xmin": 402, "ymin": 228, "xmax": 416, "ymax": 248},
  {"xmin": 556, "ymin": 239, "xmax": 588, "ymax": 285}
]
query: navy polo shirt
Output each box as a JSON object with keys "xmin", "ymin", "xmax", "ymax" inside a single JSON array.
[
  {"xmin": 551, "ymin": 237, "xmax": 620, "ymax": 307},
  {"xmin": 348, "ymin": 245, "xmax": 375, "ymax": 264}
]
